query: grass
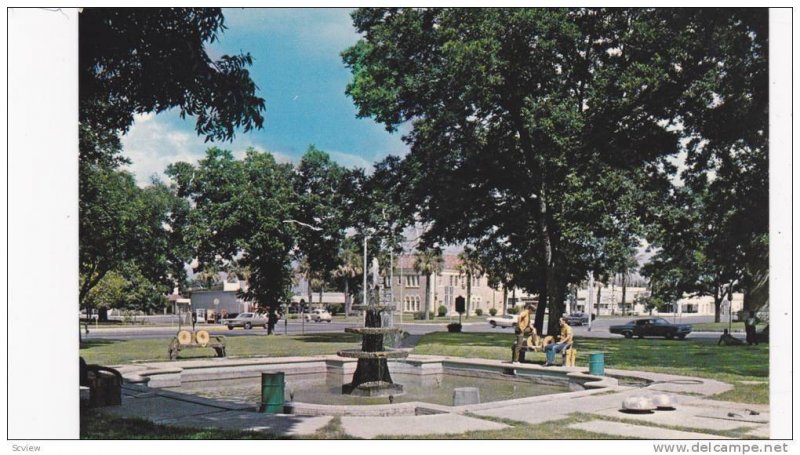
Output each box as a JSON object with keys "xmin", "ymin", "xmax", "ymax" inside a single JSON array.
[
  {"xmin": 80, "ymin": 410, "xmax": 282, "ymax": 439},
  {"xmin": 80, "ymin": 333, "xmax": 361, "ymax": 365},
  {"xmin": 412, "ymin": 332, "xmax": 769, "ymax": 404},
  {"xmin": 691, "ymin": 322, "xmax": 767, "ymax": 332}
]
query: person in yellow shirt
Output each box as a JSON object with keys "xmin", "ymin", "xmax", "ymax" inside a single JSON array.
[
  {"xmin": 512, "ymin": 304, "xmax": 535, "ymax": 364},
  {"xmin": 544, "ymin": 317, "xmax": 573, "ymax": 366}
]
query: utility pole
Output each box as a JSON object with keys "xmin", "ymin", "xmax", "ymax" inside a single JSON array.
[
  {"xmin": 587, "ymin": 272, "xmax": 594, "ymax": 332},
  {"xmin": 363, "ymin": 234, "xmax": 368, "ymax": 308}
]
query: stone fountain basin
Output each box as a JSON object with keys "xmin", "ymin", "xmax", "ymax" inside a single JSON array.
[
  {"xmin": 336, "ymin": 349, "xmax": 409, "ymax": 359},
  {"xmin": 344, "ymin": 327, "xmax": 405, "ymax": 335},
  {"xmin": 119, "ymin": 355, "xmax": 615, "ymax": 417}
]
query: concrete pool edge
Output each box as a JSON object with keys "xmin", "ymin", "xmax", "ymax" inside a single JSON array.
[{"xmin": 113, "ymin": 354, "xmax": 732, "ymax": 418}]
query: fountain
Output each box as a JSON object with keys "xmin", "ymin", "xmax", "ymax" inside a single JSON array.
[{"xmin": 336, "ymin": 258, "xmax": 408, "ymax": 397}]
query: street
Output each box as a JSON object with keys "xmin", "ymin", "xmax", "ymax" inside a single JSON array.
[{"xmin": 83, "ymin": 314, "xmax": 722, "ymax": 341}]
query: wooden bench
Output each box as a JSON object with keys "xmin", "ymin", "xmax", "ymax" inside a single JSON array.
[
  {"xmin": 514, "ymin": 338, "xmax": 576, "ymax": 366},
  {"xmin": 168, "ymin": 330, "xmax": 226, "ymax": 360},
  {"xmin": 80, "ymin": 358, "xmax": 122, "ymax": 408}
]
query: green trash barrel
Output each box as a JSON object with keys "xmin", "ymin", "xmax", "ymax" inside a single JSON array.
[
  {"xmin": 588, "ymin": 352, "xmax": 605, "ymax": 376},
  {"xmin": 260, "ymin": 372, "xmax": 285, "ymax": 413}
]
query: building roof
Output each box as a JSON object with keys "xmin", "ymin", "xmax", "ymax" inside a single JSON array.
[{"xmin": 396, "ymin": 254, "xmax": 463, "ymax": 271}]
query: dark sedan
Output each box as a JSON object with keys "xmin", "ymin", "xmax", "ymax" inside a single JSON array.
[{"xmin": 610, "ymin": 318, "xmax": 692, "ymax": 339}]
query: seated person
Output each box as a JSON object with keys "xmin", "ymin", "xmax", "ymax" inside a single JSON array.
[
  {"xmin": 526, "ymin": 327, "xmax": 541, "ymax": 350},
  {"xmin": 718, "ymin": 329, "xmax": 745, "ymax": 346},
  {"xmin": 544, "ymin": 317, "xmax": 573, "ymax": 366}
]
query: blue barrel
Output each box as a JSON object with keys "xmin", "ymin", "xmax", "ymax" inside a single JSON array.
[
  {"xmin": 260, "ymin": 372, "xmax": 285, "ymax": 413},
  {"xmin": 588, "ymin": 352, "xmax": 605, "ymax": 376}
]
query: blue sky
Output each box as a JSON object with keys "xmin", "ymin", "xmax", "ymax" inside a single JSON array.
[{"xmin": 122, "ymin": 8, "xmax": 408, "ymax": 185}]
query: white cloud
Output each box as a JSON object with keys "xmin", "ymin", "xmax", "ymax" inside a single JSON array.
[
  {"xmin": 120, "ymin": 113, "xmax": 385, "ymax": 185},
  {"xmin": 327, "ymin": 149, "xmax": 373, "ymax": 170},
  {"xmin": 120, "ymin": 113, "xmax": 288, "ymax": 186},
  {"xmin": 222, "ymin": 8, "xmax": 360, "ymax": 57}
]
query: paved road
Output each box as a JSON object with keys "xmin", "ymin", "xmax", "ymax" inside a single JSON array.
[{"xmin": 84, "ymin": 314, "xmax": 721, "ymax": 341}]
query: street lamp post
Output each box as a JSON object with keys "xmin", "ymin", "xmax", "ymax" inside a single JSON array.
[
  {"xmin": 363, "ymin": 235, "xmax": 368, "ymax": 308},
  {"xmin": 282, "ymin": 219, "xmax": 322, "ymax": 336}
]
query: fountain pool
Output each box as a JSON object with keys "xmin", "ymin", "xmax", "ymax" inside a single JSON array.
[{"xmin": 167, "ymin": 364, "xmax": 575, "ymax": 407}]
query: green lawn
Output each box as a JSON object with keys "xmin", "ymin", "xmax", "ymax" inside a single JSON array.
[
  {"xmin": 80, "ymin": 333, "xmax": 361, "ymax": 365},
  {"xmin": 80, "ymin": 411, "xmax": 281, "ymax": 439},
  {"xmin": 413, "ymin": 332, "xmax": 769, "ymax": 404},
  {"xmin": 691, "ymin": 321, "xmax": 767, "ymax": 333}
]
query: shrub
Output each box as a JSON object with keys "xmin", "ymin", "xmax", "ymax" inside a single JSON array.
[
  {"xmin": 474, "ymin": 308, "xmax": 483, "ymax": 317},
  {"xmin": 447, "ymin": 323, "xmax": 462, "ymax": 333},
  {"xmin": 507, "ymin": 306, "xmax": 520, "ymax": 315},
  {"xmin": 437, "ymin": 305, "xmax": 448, "ymax": 317},
  {"xmin": 414, "ymin": 311, "xmax": 436, "ymax": 320},
  {"xmin": 489, "ymin": 308, "xmax": 498, "ymax": 316},
  {"xmin": 326, "ymin": 304, "xmax": 343, "ymax": 316}
]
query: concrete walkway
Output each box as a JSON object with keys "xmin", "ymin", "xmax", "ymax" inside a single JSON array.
[{"xmin": 94, "ymin": 356, "xmax": 769, "ymax": 439}]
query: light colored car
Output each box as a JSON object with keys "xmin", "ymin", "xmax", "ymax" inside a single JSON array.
[
  {"xmin": 304, "ymin": 309, "xmax": 333, "ymax": 323},
  {"xmin": 226, "ymin": 312, "xmax": 268, "ymax": 330},
  {"xmin": 487, "ymin": 314, "xmax": 519, "ymax": 329}
]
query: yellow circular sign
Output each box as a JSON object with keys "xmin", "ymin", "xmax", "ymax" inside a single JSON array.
[{"xmin": 195, "ymin": 330, "xmax": 210, "ymax": 347}]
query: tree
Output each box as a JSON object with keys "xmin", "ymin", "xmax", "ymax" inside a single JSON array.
[
  {"xmin": 456, "ymin": 247, "xmax": 483, "ymax": 319},
  {"xmin": 167, "ymin": 148, "xmax": 298, "ymax": 312},
  {"xmin": 292, "ymin": 146, "xmax": 350, "ymax": 303},
  {"xmin": 79, "ymin": 8, "xmax": 266, "ymax": 314},
  {"xmin": 343, "ymin": 8, "xmax": 767, "ymax": 335},
  {"xmin": 79, "ymin": 8, "xmax": 265, "ymax": 155},
  {"xmin": 333, "ymin": 240, "xmax": 363, "ymax": 316},
  {"xmin": 79, "ymin": 167, "xmax": 190, "ymax": 311},
  {"xmin": 413, "ymin": 248, "xmax": 444, "ymax": 320},
  {"xmin": 83, "ymin": 271, "xmax": 128, "ymax": 318}
]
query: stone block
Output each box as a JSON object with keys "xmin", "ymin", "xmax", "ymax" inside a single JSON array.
[{"xmin": 453, "ymin": 387, "xmax": 480, "ymax": 406}]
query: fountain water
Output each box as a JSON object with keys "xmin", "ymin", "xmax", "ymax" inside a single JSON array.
[{"xmin": 337, "ymin": 288, "xmax": 408, "ymax": 397}]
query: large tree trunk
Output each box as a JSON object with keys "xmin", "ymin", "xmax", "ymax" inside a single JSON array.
[
  {"xmin": 307, "ymin": 272, "xmax": 313, "ymax": 307},
  {"xmin": 621, "ymin": 273, "xmax": 628, "ymax": 316},
  {"xmin": 714, "ymin": 285, "xmax": 722, "ymax": 323},
  {"xmin": 502, "ymin": 287, "xmax": 508, "ymax": 315},
  {"xmin": 545, "ymin": 267, "xmax": 563, "ymax": 336}
]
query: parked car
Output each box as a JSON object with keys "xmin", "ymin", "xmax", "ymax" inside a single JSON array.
[
  {"xmin": 226, "ymin": 312, "xmax": 268, "ymax": 330},
  {"xmin": 610, "ymin": 318, "xmax": 692, "ymax": 339},
  {"xmin": 487, "ymin": 314, "xmax": 519, "ymax": 329},
  {"xmin": 564, "ymin": 312, "xmax": 590, "ymax": 326},
  {"xmin": 304, "ymin": 309, "xmax": 332, "ymax": 323}
]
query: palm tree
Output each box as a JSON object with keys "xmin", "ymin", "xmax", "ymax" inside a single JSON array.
[
  {"xmin": 414, "ymin": 248, "xmax": 444, "ymax": 320},
  {"xmin": 297, "ymin": 258, "xmax": 313, "ymax": 306},
  {"xmin": 196, "ymin": 263, "xmax": 221, "ymax": 289},
  {"xmin": 333, "ymin": 245, "xmax": 362, "ymax": 317},
  {"xmin": 457, "ymin": 247, "xmax": 483, "ymax": 319}
]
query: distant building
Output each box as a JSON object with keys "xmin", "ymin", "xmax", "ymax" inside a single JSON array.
[
  {"xmin": 576, "ymin": 285, "xmax": 744, "ymax": 317},
  {"xmin": 392, "ymin": 254, "xmax": 534, "ymax": 316},
  {"xmin": 189, "ymin": 280, "xmax": 253, "ymax": 321}
]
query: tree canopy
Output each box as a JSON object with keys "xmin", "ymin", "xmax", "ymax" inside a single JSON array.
[
  {"xmin": 343, "ymin": 8, "xmax": 768, "ymax": 334},
  {"xmin": 79, "ymin": 8, "xmax": 268, "ymax": 311},
  {"xmin": 80, "ymin": 8, "xmax": 265, "ymax": 151},
  {"xmin": 167, "ymin": 148, "xmax": 298, "ymax": 310}
]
